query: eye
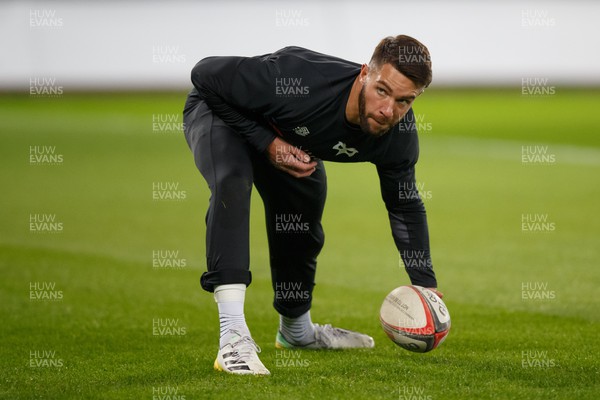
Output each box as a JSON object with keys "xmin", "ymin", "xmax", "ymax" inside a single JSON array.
[{"xmin": 376, "ymin": 87, "xmax": 386, "ymax": 96}]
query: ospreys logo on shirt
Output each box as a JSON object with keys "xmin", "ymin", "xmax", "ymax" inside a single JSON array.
[{"xmin": 333, "ymin": 141, "xmax": 358, "ymax": 157}]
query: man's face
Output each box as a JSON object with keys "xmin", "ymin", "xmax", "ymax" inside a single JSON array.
[{"xmin": 358, "ymin": 63, "xmax": 423, "ymax": 136}]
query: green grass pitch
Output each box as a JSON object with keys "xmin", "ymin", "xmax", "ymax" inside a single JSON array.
[{"xmin": 1, "ymin": 89, "xmax": 598, "ymax": 399}]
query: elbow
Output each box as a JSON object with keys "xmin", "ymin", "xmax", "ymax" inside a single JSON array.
[
  {"xmin": 190, "ymin": 57, "xmax": 218, "ymax": 90},
  {"xmin": 190, "ymin": 58, "xmax": 208, "ymax": 89}
]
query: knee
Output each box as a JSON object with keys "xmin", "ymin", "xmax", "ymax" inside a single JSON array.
[
  {"xmin": 209, "ymin": 169, "xmax": 253, "ymax": 228},
  {"xmin": 310, "ymin": 225, "xmax": 325, "ymax": 256},
  {"xmin": 215, "ymin": 169, "xmax": 252, "ymax": 204}
]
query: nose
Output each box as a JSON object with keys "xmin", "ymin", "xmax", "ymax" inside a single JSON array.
[{"xmin": 379, "ymin": 100, "xmax": 394, "ymax": 120}]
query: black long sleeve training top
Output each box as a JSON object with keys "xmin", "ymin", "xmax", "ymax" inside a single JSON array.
[{"xmin": 190, "ymin": 46, "xmax": 437, "ymax": 288}]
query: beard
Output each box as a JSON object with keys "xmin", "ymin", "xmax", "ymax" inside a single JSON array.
[{"xmin": 358, "ymin": 85, "xmax": 389, "ymax": 137}]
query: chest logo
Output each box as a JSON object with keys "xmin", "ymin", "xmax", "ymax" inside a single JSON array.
[
  {"xmin": 293, "ymin": 126, "xmax": 310, "ymax": 136},
  {"xmin": 332, "ymin": 141, "xmax": 358, "ymax": 157}
]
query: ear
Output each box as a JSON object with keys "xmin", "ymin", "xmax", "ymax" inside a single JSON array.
[{"xmin": 359, "ymin": 64, "xmax": 369, "ymax": 83}]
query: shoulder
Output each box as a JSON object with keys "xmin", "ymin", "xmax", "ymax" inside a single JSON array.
[
  {"xmin": 270, "ymin": 46, "xmax": 360, "ymax": 76},
  {"xmin": 272, "ymin": 46, "xmax": 354, "ymax": 62}
]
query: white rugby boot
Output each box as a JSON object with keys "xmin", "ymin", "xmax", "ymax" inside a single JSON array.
[
  {"xmin": 276, "ymin": 323, "xmax": 374, "ymax": 349},
  {"xmin": 214, "ymin": 330, "xmax": 270, "ymax": 375}
]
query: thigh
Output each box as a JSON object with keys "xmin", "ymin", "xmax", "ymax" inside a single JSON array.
[{"xmin": 183, "ymin": 97, "xmax": 255, "ymax": 190}]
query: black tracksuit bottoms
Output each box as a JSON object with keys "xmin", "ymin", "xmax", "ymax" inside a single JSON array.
[{"xmin": 183, "ymin": 94, "xmax": 327, "ymax": 318}]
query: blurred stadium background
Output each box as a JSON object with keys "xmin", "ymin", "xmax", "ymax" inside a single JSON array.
[
  {"xmin": 1, "ymin": 1, "xmax": 599, "ymax": 399},
  {"xmin": 2, "ymin": 0, "xmax": 600, "ymax": 89}
]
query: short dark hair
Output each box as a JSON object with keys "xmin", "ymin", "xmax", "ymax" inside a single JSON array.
[{"xmin": 369, "ymin": 35, "xmax": 432, "ymax": 88}]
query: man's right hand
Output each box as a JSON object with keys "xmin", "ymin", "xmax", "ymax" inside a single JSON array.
[{"xmin": 266, "ymin": 137, "xmax": 318, "ymax": 178}]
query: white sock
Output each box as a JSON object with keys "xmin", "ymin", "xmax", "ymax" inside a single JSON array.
[
  {"xmin": 279, "ymin": 310, "xmax": 316, "ymax": 345},
  {"xmin": 214, "ymin": 284, "xmax": 250, "ymax": 348}
]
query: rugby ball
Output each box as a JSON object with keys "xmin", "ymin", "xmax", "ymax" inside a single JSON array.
[{"xmin": 379, "ymin": 285, "xmax": 450, "ymax": 352}]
